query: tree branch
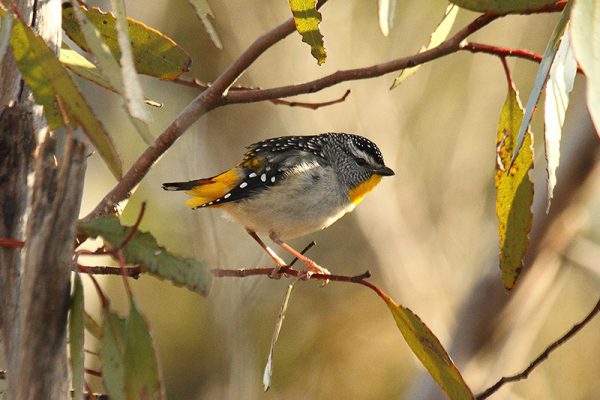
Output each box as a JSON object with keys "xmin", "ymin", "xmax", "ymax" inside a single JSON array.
[
  {"xmin": 476, "ymin": 297, "xmax": 600, "ymax": 400},
  {"xmin": 83, "ymin": 1, "xmax": 566, "ymax": 221},
  {"xmin": 82, "ymin": 6, "xmax": 302, "ymax": 221}
]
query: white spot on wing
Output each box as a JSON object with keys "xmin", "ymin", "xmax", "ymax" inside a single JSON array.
[
  {"xmin": 261, "ymin": 174, "xmax": 267, "ymax": 182},
  {"xmin": 239, "ymin": 181, "xmax": 248, "ymax": 188}
]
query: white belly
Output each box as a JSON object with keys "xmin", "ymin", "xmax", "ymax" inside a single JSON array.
[{"xmin": 221, "ymin": 167, "xmax": 354, "ymax": 240}]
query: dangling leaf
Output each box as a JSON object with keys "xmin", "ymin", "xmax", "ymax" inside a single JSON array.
[
  {"xmin": 77, "ymin": 215, "xmax": 212, "ymax": 295},
  {"xmin": 378, "ymin": 0, "xmax": 397, "ymax": 37},
  {"xmin": 263, "ymin": 282, "xmax": 296, "ymax": 391},
  {"xmin": 383, "ymin": 295, "xmax": 473, "ymax": 399},
  {"xmin": 496, "ymin": 83, "xmax": 534, "ymax": 289},
  {"xmin": 123, "ymin": 299, "xmax": 165, "ymax": 400},
  {"xmin": 544, "ymin": 30, "xmax": 577, "ymax": 213},
  {"xmin": 188, "ymin": 0, "xmax": 223, "ymax": 49},
  {"xmin": 101, "ymin": 309, "xmax": 127, "ymax": 400},
  {"xmin": 62, "ymin": 4, "xmax": 191, "ymax": 80},
  {"xmin": 3, "ymin": 8, "xmax": 122, "ymax": 179},
  {"xmin": 449, "ymin": 0, "xmax": 556, "ymax": 13},
  {"xmin": 570, "ymin": 0, "xmax": 600, "ymax": 136},
  {"xmin": 391, "ymin": 4, "xmax": 458, "ymax": 89},
  {"xmin": 288, "ymin": 0, "xmax": 326, "ymax": 65}
]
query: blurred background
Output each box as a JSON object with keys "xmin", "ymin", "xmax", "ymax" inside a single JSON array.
[{"xmin": 77, "ymin": 1, "xmax": 600, "ymax": 399}]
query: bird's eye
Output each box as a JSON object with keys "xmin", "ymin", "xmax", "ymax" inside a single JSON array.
[{"xmin": 356, "ymin": 158, "xmax": 369, "ymax": 167}]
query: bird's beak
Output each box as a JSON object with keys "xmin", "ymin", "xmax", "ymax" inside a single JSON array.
[{"xmin": 374, "ymin": 166, "xmax": 395, "ymax": 176}]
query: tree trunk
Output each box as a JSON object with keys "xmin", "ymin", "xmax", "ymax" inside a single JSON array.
[{"xmin": 0, "ymin": 1, "xmax": 87, "ymax": 398}]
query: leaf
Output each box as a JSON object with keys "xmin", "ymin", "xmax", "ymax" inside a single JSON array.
[
  {"xmin": 570, "ymin": 0, "xmax": 600, "ymax": 137},
  {"xmin": 263, "ymin": 282, "xmax": 296, "ymax": 392},
  {"xmin": 378, "ymin": 0, "xmax": 397, "ymax": 37},
  {"xmin": 448, "ymin": 0, "xmax": 556, "ymax": 13},
  {"xmin": 62, "ymin": 4, "xmax": 191, "ymax": 80},
  {"xmin": 69, "ymin": 274, "xmax": 85, "ymax": 400},
  {"xmin": 544, "ymin": 30, "xmax": 577, "ymax": 213},
  {"xmin": 60, "ymin": 46, "xmax": 162, "ymax": 108},
  {"xmin": 288, "ymin": 0, "xmax": 326, "ymax": 65},
  {"xmin": 109, "ymin": 0, "xmax": 152, "ymax": 129},
  {"xmin": 391, "ymin": 4, "xmax": 458, "ymax": 89},
  {"xmin": 496, "ymin": 83, "xmax": 534, "ymax": 289},
  {"xmin": 123, "ymin": 299, "xmax": 164, "ymax": 400},
  {"xmin": 188, "ymin": 0, "xmax": 223, "ymax": 49},
  {"xmin": 511, "ymin": 2, "xmax": 572, "ymax": 165},
  {"xmin": 77, "ymin": 215, "xmax": 212, "ymax": 295},
  {"xmin": 101, "ymin": 308, "xmax": 127, "ymax": 400},
  {"xmin": 60, "ymin": 46, "xmax": 114, "ymax": 91},
  {"xmin": 383, "ymin": 296, "xmax": 473, "ymax": 399},
  {"xmin": 4, "ymin": 8, "xmax": 122, "ymax": 179}
]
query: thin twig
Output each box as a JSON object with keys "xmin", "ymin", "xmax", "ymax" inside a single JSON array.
[
  {"xmin": 0, "ymin": 238, "xmax": 25, "ymax": 248},
  {"xmin": 116, "ymin": 201, "xmax": 146, "ymax": 250},
  {"xmin": 172, "ymin": 77, "xmax": 351, "ymax": 110},
  {"xmin": 270, "ymin": 89, "xmax": 351, "ymax": 110},
  {"xmin": 210, "ymin": 266, "xmax": 390, "ymax": 301},
  {"xmin": 476, "ymin": 297, "xmax": 600, "ymax": 400},
  {"xmin": 460, "ymin": 41, "xmax": 584, "ymax": 74},
  {"xmin": 289, "ymin": 240, "xmax": 316, "ymax": 267},
  {"xmin": 75, "ymin": 264, "xmax": 142, "ymax": 278}
]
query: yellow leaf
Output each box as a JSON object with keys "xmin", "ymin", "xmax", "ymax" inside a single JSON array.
[
  {"xmin": 384, "ymin": 295, "xmax": 474, "ymax": 399},
  {"xmin": 495, "ymin": 84, "xmax": 534, "ymax": 289},
  {"xmin": 288, "ymin": 0, "xmax": 326, "ymax": 65},
  {"xmin": 62, "ymin": 4, "xmax": 191, "ymax": 80}
]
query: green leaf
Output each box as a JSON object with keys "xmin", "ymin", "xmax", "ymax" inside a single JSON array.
[
  {"xmin": 69, "ymin": 274, "xmax": 85, "ymax": 400},
  {"xmin": 511, "ymin": 2, "xmax": 572, "ymax": 165},
  {"xmin": 391, "ymin": 4, "xmax": 458, "ymax": 89},
  {"xmin": 188, "ymin": 0, "xmax": 223, "ymax": 49},
  {"xmin": 4, "ymin": 9, "xmax": 122, "ymax": 180},
  {"xmin": 378, "ymin": 0, "xmax": 397, "ymax": 37},
  {"xmin": 448, "ymin": 0, "xmax": 555, "ymax": 13},
  {"xmin": 570, "ymin": 0, "xmax": 600, "ymax": 137},
  {"xmin": 544, "ymin": 30, "xmax": 576, "ymax": 213},
  {"xmin": 60, "ymin": 46, "xmax": 114, "ymax": 91},
  {"xmin": 123, "ymin": 299, "xmax": 164, "ymax": 400},
  {"xmin": 60, "ymin": 46, "xmax": 162, "ymax": 108},
  {"xmin": 62, "ymin": 4, "xmax": 191, "ymax": 80},
  {"xmin": 496, "ymin": 83, "xmax": 534, "ymax": 289},
  {"xmin": 384, "ymin": 296, "xmax": 473, "ymax": 399},
  {"xmin": 78, "ymin": 215, "xmax": 212, "ymax": 295},
  {"xmin": 101, "ymin": 308, "xmax": 127, "ymax": 400},
  {"xmin": 288, "ymin": 0, "xmax": 326, "ymax": 65}
]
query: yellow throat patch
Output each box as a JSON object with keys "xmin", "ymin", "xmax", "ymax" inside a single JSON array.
[{"xmin": 348, "ymin": 174, "xmax": 382, "ymax": 205}]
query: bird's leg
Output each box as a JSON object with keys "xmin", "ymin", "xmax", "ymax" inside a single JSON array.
[
  {"xmin": 246, "ymin": 229, "xmax": 285, "ymax": 278},
  {"xmin": 269, "ymin": 234, "xmax": 331, "ymax": 283}
]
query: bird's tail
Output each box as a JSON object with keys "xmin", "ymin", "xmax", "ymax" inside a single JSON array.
[{"xmin": 162, "ymin": 168, "xmax": 241, "ymax": 209}]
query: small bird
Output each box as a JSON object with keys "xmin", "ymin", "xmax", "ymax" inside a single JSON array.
[{"xmin": 162, "ymin": 133, "xmax": 394, "ymax": 277}]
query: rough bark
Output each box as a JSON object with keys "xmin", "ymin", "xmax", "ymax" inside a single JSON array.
[{"xmin": 0, "ymin": 0, "xmax": 85, "ymax": 398}]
